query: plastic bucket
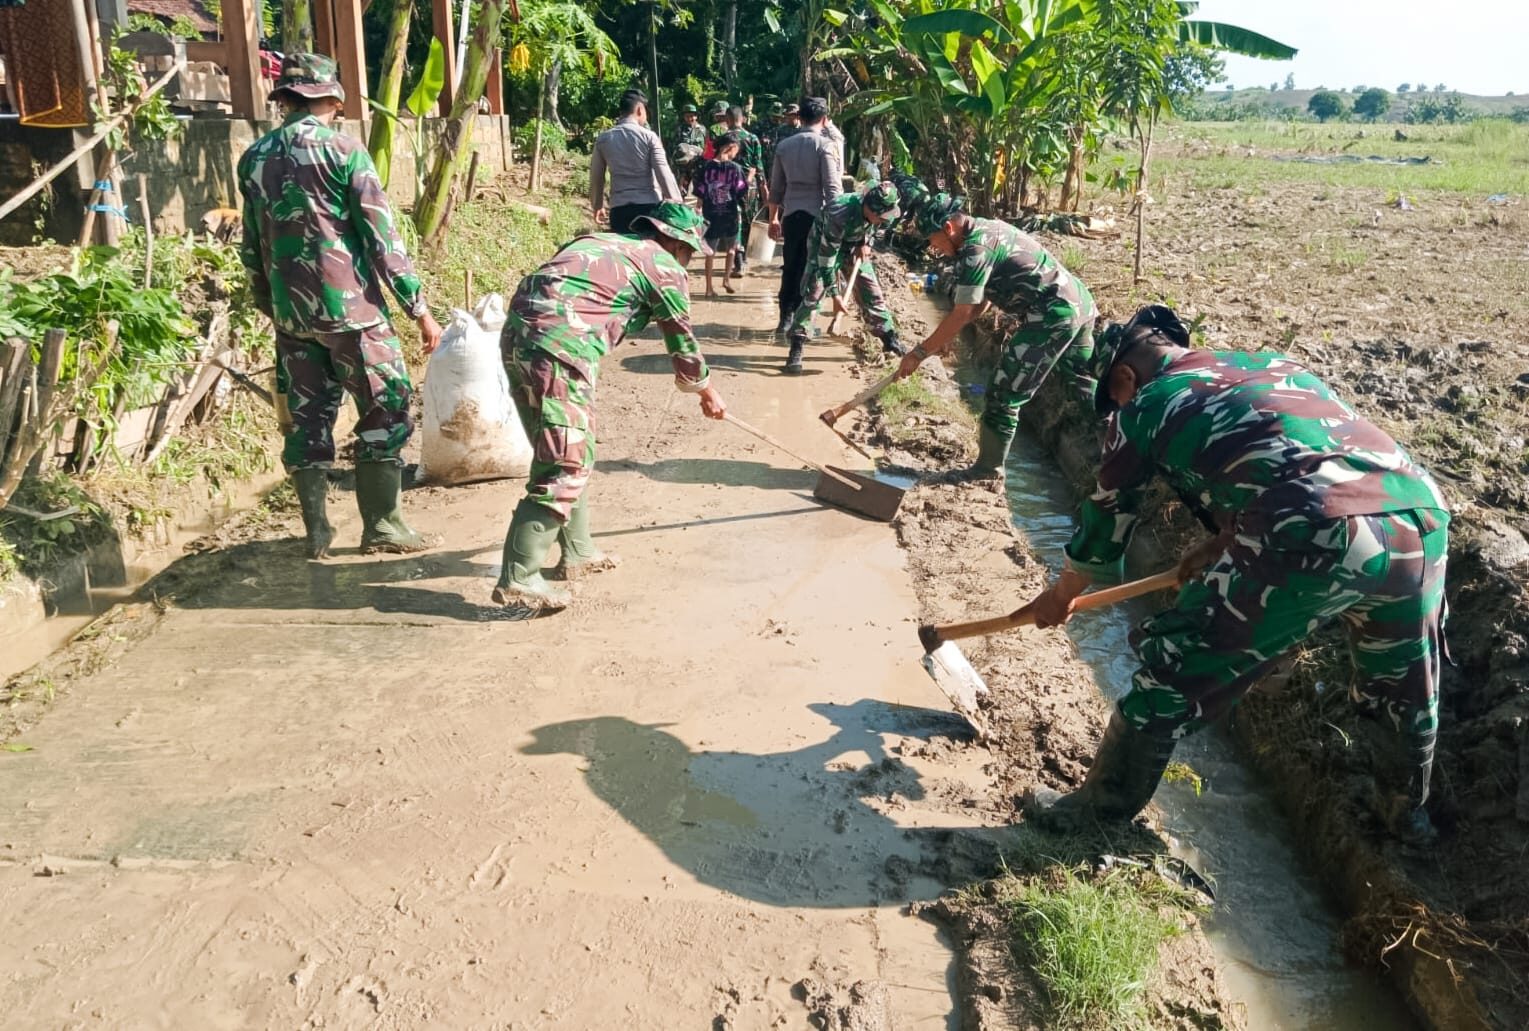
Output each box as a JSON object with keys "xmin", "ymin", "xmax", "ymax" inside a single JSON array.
[{"xmin": 746, "ymin": 221, "xmax": 776, "ymax": 263}]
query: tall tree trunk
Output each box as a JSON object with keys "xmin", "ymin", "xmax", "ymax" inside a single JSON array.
[
  {"xmin": 722, "ymin": 1, "xmax": 737, "ymax": 96},
  {"xmin": 648, "ymin": 1, "xmax": 661, "ymax": 138},
  {"xmin": 1060, "ymin": 125, "xmax": 1085, "ymax": 211},
  {"xmin": 416, "ymin": 0, "xmax": 510, "ymax": 247},
  {"xmin": 544, "ymin": 58, "xmax": 563, "ymax": 128},
  {"xmin": 282, "ymin": 0, "xmax": 313, "ymax": 53},
  {"xmin": 367, "ymin": 0, "xmax": 415, "ymax": 190}
]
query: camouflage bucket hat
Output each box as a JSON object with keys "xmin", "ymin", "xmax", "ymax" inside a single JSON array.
[
  {"xmin": 273, "ymin": 52, "xmax": 346, "ymax": 102},
  {"xmin": 1091, "ymin": 305, "xmax": 1191, "ymax": 413},
  {"xmin": 681, "ymin": 103, "xmax": 698, "ymax": 114},
  {"xmin": 634, "ymin": 201, "xmax": 713, "ymax": 256},
  {"xmin": 710, "ymin": 101, "xmax": 729, "ymax": 117},
  {"xmin": 782, "ymin": 103, "xmax": 800, "ymax": 116},
  {"xmin": 862, "ymin": 180, "xmax": 901, "ymax": 221},
  {"xmin": 914, "ymin": 192, "xmax": 964, "ymax": 237},
  {"xmin": 768, "ymin": 102, "xmax": 785, "ymax": 115}
]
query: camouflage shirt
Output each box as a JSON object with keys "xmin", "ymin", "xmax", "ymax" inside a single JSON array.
[
  {"xmin": 671, "ymin": 122, "xmax": 706, "ymax": 161},
  {"xmin": 952, "ymin": 217, "xmax": 1094, "ymax": 319},
  {"xmin": 237, "ymin": 112, "xmax": 425, "ymax": 335},
  {"xmin": 1067, "ymin": 350, "xmax": 1450, "ymax": 575},
  {"xmin": 506, "ymin": 233, "xmax": 710, "ymax": 392},
  {"xmin": 733, "ymin": 126, "xmax": 765, "ymax": 182},
  {"xmin": 802, "ymin": 193, "xmax": 874, "ymax": 297}
]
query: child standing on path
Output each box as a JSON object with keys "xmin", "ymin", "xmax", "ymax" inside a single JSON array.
[{"xmin": 699, "ymin": 133, "xmax": 748, "ymax": 298}]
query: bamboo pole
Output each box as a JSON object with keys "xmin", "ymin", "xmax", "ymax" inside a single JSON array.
[{"xmin": 138, "ymin": 174, "xmax": 154, "ymax": 287}]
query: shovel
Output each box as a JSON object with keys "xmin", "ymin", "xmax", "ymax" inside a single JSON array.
[
  {"xmin": 723, "ymin": 412, "xmax": 904, "ymax": 522},
  {"xmin": 917, "ymin": 569, "xmax": 1179, "ymax": 735}
]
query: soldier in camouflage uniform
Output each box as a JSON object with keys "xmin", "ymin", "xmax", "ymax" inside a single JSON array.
[
  {"xmin": 1027, "ymin": 306, "xmax": 1449, "ymax": 844},
  {"xmin": 496, "ymin": 203, "xmax": 728, "ymax": 613},
  {"xmin": 782, "ymin": 181, "xmax": 906, "ymax": 373},
  {"xmin": 670, "ymin": 105, "xmax": 707, "ymax": 196},
  {"xmin": 896, "ymin": 192, "xmax": 1097, "ymax": 480},
  {"xmin": 238, "ymin": 53, "xmax": 442, "ymax": 559},
  {"xmin": 727, "ymin": 106, "xmax": 767, "ymax": 275}
]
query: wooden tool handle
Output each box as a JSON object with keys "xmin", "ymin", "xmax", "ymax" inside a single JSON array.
[
  {"xmin": 827, "ymin": 369, "xmax": 900, "ymax": 422},
  {"xmin": 724, "ymin": 412, "xmax": 861, "ymax": 490},
  {"xmin": 928, "ymin": 569, "xmax": 1179, "ymax": 644},
  {"xmin": 826, "ymin": 263, "xmax": 861, "ymax": 335}
]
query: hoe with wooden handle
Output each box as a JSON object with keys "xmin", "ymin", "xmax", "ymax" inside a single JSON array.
[
  {"xmin": 917, "ymin": 569, "xmax": 1180, "ymax": 738},
  {"xmin": 723, "ymin": 412, "xmax": 905, "ymax": 521},
  {"xmin": 825, "ymin": 262, "xmax": 861, "ymax": 337},
  {"xmin": 818, "ymin": 368, "xmax": 900, "ymax": 428}
]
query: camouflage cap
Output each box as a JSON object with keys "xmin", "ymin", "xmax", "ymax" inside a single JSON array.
[
  {"xmin": 862, "ymin": 180, "xmax": 901, "ymax": 221},
  {"xmin": 914, "ymin": 192, "xmax": 964, "ymax": 237},
  {"xmin": 633, "ymin": 201, "xmax": 713, "ymax": 256},
  {"xmin": 709, "ymin": 100, "xmax": 729, "ymax": 117},
  {"xmin": 1090, "ymin": 304, "xmax": 1191, "ymax": 413},
  {"xmin": 681, "ymin": 103, "xmax": 698, "ymax": 114},
  {"xmin": 782, "ymin": 103, "xmax": 800, "ymax": 116},
  {"xmin": 768, "ymin": 102, "xmax": 785, "ymax": 115},
  {"xmin": 272, "ymin": 52, "xmax": 346, "ymax": 102}
]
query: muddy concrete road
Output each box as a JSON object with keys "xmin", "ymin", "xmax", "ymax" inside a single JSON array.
[{"xmin": 0, "ymin": 277, "xmax": 989, "ymax": 1027}]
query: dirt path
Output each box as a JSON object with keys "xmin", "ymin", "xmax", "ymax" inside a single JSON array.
[{"xmin": 0, "ymin": 276, "xmax": 989, "ymax": 1028}]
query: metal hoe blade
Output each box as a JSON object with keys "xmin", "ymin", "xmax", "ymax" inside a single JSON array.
[
  {"xmin": 813, "ymin": 466, "xmax": 904, "ymax": 522},
  {"xmin": 921, "ymin": 641, "xmax": 990, "ymax": 739}
]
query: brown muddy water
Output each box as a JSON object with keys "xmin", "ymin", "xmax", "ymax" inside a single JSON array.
[{"xmin": 999, "ymin": 425, "xmax": 1417, "ymax": 1029}]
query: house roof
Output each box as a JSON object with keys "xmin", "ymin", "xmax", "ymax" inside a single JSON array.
[{"xmin": 127, "ymin": 0, "xmax": 218, "ymax": 36}]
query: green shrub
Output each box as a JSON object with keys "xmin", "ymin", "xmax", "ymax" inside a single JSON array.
[{"xmin": 514, "ymin": 119, "xmax": 569, "ymax": 159}]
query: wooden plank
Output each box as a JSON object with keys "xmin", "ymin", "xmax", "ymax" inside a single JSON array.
[
  {"xmin": 332, "ymin": 0, "xmax": 368, "ymax": 122},
  {"xmin": 221, "ymin": 0, "xmax": 264, "ymax": 120},
  {"xmin": 313, "ymin": 0, "xmax": 337, "ymax": 58},
  {"xmin": 184, "ymin": 40, "xmax": 230, "ymax": 65},
  {"xmin": 485, "ymin": 49, "xmax": 504, "ymax": 114},
  {"xmin": 431, "ymin": 0, "xmax": 457, "ymax": 117}
]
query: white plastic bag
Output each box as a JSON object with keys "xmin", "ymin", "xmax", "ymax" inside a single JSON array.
[{"xmin": 418, "ymin": 293, "xmax": 532, "ymax": 485}]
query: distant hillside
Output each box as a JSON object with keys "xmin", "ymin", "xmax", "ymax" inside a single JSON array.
[{"xmin": 1196, "ymin": 88, "xmax": 1525, "ymax": 121}]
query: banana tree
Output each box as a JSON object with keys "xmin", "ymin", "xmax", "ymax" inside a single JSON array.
[
  {"xmin": 507, "ymin": 0, "xmax": 620, "ymax": 191},
  {"xmin": 367, "ymin": 38, "xmax": 448, "ymax": 198},
  {"xmin": 367, "ymin": 0, "xmax": 419, "ymax": 191}
]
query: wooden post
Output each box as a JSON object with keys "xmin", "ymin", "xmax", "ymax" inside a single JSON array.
[
  {"xmin": 138, "ymin": 174, "xmax": 154, "ymax": 288},
  {"xmin": 464, "ymin": 150, "xmax": 481, "ymax": 202},
  {"xmin": 223, "ymin": 0, "xmax": 265, "ymax": 121},
  {"xmin": 332, "ymin": 0, "xmax": 368, "ymax": 123},
  {"xmin": 485, "ymin": 49, "xmax": 504, "ymax": 114},
  {"xmin": 432, "ymin": 0, "xmax": 458, "ymax": 117},
  {"xmin": 313, "ymin": 0, "xmax": 337, "ymax": 57}
]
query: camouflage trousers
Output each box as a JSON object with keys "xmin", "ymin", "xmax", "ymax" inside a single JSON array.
[
  {"xmin": 506, "ymin": 345, "xmax": 597, "ymax": 522},
  {"xmin": 275, "ymin": 323, "xmax": 414, "ymax": 470},
  {"xmin": 787, "ymin": 252, "xmax": 897, "ymax": 348},
  {"xmin": 983, "ymin": 293, "xmax": 1095, "ymax": 439},
  {"xmin": 1119, "ymin": 508, "xmax": 1449, "ymax": 745}
]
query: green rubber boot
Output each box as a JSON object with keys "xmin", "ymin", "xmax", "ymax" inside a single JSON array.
[
  {"xmin": 492, "ymin": 498, "xmax": 573, "ymax": 611},
  {"xmin": 553, "ymin": 494, "xmax": 620, "ymax": 582},
  {"xmin": 939, "ymin": 424, "xmax": 1011, "ymax": 483},
  {"xmin": 355, "ymin": 461, "xmax": 430, "ymax": 554},
  {"xmin": 1025, "ymin": 712, "xmax": 1177, "ymax": 831},
  {"xmin": 290, "ymin": 467, "xmax": 334, "ymax": 560}
]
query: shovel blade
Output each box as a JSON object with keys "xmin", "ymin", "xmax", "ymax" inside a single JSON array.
[
  {"xmin": 921, "ymin": 641, "xmax": 990, "ymax": 738},
  {"xmin": 813, "ymin": 466, "xmax": 904, "ymax": 522}
]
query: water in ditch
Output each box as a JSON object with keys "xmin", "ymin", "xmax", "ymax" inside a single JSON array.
[{"xmin": 1000, "ymin": 424, "xmax": 1416, "ymax": 1029}]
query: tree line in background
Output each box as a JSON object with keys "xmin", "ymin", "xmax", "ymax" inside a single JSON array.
[{"xmin": 247, "ymin": 0, "xmax": 1297, "ymax": 237}]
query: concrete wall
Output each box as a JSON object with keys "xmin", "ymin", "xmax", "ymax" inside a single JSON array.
[{"xmin": 0, "ymin": 114, "xmax": 513, "ymax": 246}]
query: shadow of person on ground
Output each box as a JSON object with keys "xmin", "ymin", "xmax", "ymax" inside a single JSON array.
[
  {"xmin": 618, "ymin": 352, "xmax": 843, "ymax": 379},
  {"xmin": 519, "ymin": 700, "xmax": 1170, "ymax": 909},
  {"xmin": 141, "ymin": 539, "xmax": 516, "ymax": 623},
  {"xmin": 618, "ymin": 456, "xmax": 818, "ymax": 491}
]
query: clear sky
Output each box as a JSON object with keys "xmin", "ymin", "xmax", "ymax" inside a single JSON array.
[{"xmin": 1194, "ymin": 0, "xmax": 1529, "ymax": 96}]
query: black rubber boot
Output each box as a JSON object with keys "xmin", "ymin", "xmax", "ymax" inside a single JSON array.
[
  {"xmin": 492, "ymin": 498, "xmax": 573, "ymax": 611},
  {"xmin": 785, "ymin": 337, "xmax": 805, "ymax": 374},
  {"xmin": 1026, "ymin": 712, "xmax": 1177, "ymax": 831},
  {"xmin": 552, "ymin": 494, "xmax": 620, "ymax": 581},
  {"xmin": 355, "ymin": 461, "xmax": 430, "ymax": 554},
  {"xmin": 881, "ymin": 335, "xmax": 908, "ymax": 357},
  {"xmin": 290, "ymin": 467, "xmax": 334, "ymax": 560}
]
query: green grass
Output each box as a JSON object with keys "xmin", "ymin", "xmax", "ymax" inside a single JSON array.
[
  {"xmin": 875, "ymin": 371, "xmax": 976, "ymax": 445},
  {"xmin": 1159, "ymin": 119, "xmax": 1529, "ymax": 196},
  {"xmin": 1000, "ymin": 866, "xmax": 1186, "ymax": 1029}
]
